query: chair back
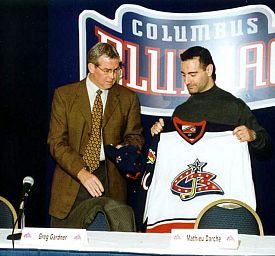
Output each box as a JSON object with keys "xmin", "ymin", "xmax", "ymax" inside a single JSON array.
[
  {"xmin": 0, "ymin": 196, "xmax": 18, "ymax": 229},
  {"xmin": 194, "ymin": 198, "xmax": 264, "ymax": 236},
  {"xmin": 86, "ymin": 211, "xmax": 110, "ymax": 231}
]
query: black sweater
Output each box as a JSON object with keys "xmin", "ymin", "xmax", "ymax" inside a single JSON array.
[{"xmin": 173, "ymin": 85, "xmax": 272, "ymax": 154}]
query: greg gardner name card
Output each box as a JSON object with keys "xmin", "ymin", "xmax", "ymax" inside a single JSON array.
[{"xmin": 20, "ymin": 227, "xmax": 87, "ymax": 249}]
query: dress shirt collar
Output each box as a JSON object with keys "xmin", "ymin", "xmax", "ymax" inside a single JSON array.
[{"xmin": 86, "ymin": 76, "xmax": 108, "ymax": 110}]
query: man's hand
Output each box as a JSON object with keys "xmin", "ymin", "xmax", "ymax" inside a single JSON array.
[
  {"xmin": 151, "ymin": 118, "xmax": 164, "ymax": 136},
  {"xmin": 233, "ymin": 125, "xmax": 257, "ymax": 142},
  {"xmin": 77, "ymin": 168, "xmax": 104, "ymax": 197}
]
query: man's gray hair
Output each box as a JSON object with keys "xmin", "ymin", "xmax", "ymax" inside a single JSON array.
[{"xmin": 87, "ymin": 42, "xmax": 120, "ymax": 65}]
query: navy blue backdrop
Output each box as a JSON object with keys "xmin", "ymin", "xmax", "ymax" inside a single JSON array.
[{"xmin": 1, "ymin": 0, "xmax": 275, "ymax": 234}]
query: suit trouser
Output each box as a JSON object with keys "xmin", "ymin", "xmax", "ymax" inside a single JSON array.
[{"xmin": 51, "ymin": 162, "xmax": 106, "ymax": 228}]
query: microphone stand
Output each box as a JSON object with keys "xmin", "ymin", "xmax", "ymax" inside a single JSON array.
[
  {"xmin": 7, "ymin": 203, "xmax": 26, "ymax": 247},
  {"xmin": 7, "ymin": 176, "xmax": 34, "ymax": 247},
  {"xmin": 21, "ymin": 210, "xmax": 25, "ymax": 229}
]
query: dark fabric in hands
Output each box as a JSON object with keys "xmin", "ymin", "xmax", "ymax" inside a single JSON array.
[{"xmin": 104, "ymin": 144, "xmax": 145, "ymax": 180}]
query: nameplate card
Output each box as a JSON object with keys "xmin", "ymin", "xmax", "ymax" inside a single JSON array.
[
  {"xmin": 170, "ymin": 229, "xmax": 238, "ymax": 249},
  {"xmin": 20, "ymin": 227, "xmax": 87, "ymax": 249}
]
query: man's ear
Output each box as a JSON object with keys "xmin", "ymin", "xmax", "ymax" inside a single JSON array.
[
  {"xmin": 206, "ymin": 64, "xmax": 213, "ymax": 77},
  {"xmin": 88, "ymin": 63, "xmax": 96, "ymax": 74}
]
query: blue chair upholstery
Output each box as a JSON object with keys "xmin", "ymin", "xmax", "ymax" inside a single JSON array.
[
  {"xmin": 194, "ymin": 198, "xmax": 264, "ymax": 236},
  {"xmin": 0, "ymin": 196, "xmax": 17, "ymax": 229},
  {"xmin": 86, "ymin": 211, "xmax": 110, "ymax": 231}
]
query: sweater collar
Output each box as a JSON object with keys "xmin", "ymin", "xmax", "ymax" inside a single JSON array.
[{"xmin": 191, "ymin": 84, "xmax": 217, "ymax": 97}]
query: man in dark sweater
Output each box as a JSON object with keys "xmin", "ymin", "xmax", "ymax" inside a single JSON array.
[{"xmin": 151, "ymin": 46, "xmax": 271, "ymax": 155}]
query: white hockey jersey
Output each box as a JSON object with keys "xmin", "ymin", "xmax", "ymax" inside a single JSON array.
[{"xmin": 143, "ymin": 120, "xmax": 256, "ymax": 233}]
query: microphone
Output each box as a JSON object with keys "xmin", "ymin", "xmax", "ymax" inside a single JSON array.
[
  {"xmin": 7, "ymin": 176, "xmax": 34, "ymax": 242},
  {"xmin": 19, "ymin": 176, "xmax": 34, "ymax": 213}
]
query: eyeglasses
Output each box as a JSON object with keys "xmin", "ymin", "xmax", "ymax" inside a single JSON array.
[{"xmin": 95, "ymin": 65, "xmax": 121, "ymax": 76}]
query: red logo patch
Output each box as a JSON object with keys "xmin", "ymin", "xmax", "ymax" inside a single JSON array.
[{"xmin": 173, "ymin": 117, "xmax": 206, "ymax": 144}]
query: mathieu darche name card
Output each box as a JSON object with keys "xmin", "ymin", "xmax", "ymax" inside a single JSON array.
[
  {"xmin": 20, "ymin": 227, "xmax": 87, "ymax": 249},
  {"xmin": 170, "ymin": 229, "xmax": 239, "ymax": 249}
]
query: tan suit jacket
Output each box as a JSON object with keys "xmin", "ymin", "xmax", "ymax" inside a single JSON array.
[{"xmin": 48, "ymin": 80, "xmax": 144, "ymax": 219}]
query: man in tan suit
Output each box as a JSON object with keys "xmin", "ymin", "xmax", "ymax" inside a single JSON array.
[{"xmin": 48, "ymin": 42, "xmax": 144, "ymax": 228}]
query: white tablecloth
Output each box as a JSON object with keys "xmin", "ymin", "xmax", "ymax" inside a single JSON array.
[{"xmin": 1, "ymin": 229, "xmax": 275, "ymax": 255}]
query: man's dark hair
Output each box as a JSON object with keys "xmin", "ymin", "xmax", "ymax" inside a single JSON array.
[{"xmin": 180, "ymin": 46, "xmax": 216, "ymax": 81}]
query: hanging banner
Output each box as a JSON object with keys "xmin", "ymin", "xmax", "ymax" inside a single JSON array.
[{"xmin": 79, "ymin": 4, "xmax": 275, "ymax": 116}]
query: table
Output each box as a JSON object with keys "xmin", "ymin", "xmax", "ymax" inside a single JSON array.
[{"xmin": 1, "ymin": 229, "xmax": 275, "ymax": 255}]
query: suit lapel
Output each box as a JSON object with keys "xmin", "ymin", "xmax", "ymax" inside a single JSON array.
[
  {"xmin": 103, "ymin": 84, "xmax": 119, "ymax": 128},
  {"xmin": 75, "ymin": 81, "xmax": 120, "ymax": 129},
  {"xmin": 76, "ymin": 80, "xmax": 92, "ymax": 131}
]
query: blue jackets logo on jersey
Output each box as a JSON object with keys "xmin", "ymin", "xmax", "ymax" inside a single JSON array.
[
  {"xmin": 147, "ymin": 149, "xmax": 156, "ymax": 164},
  {"xmin": 171, "ymin": 159, "xmax": 224, "ymax": 201}
]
